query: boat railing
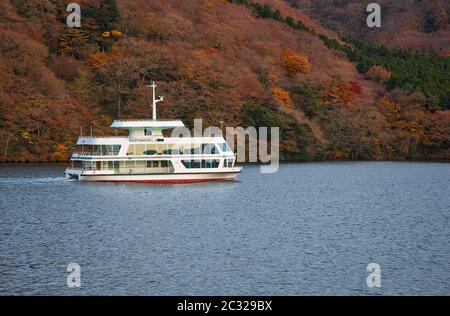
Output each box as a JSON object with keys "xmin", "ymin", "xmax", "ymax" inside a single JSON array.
[
  {"xmin": 67, "ymin": 167, "xmax": 175, "ymax": 173},
  {"xmin": 130, "ymin": 136, "xmax": 162, "ymax": 142},
  {"xmin": 113, "ymin": 119, "xmax": 181, "ymax": 122},
  {"xmin": 72, "ymin": 152, "xmax": 119, "ymax": 156},
  {"xmin": 70, "ymin": 166, "xmax": 102, "ymax": 171},
  {"xmin": 78, "ymin": 136, "xmax": 128, "ymax": 139}
]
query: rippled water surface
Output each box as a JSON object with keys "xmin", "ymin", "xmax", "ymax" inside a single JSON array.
[{"xmin": 0, "ymin": 162, "xmax": 449, "ymax": 295}]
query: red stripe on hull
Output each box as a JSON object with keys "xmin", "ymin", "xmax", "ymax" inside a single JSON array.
[{"xmin": 92, "ymin": 178, "xmax": 233, "ymax": 184}]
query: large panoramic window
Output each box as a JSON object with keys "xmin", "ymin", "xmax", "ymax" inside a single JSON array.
[
  {"xmin": 91, "ymin": 145, "xmax": 121, "ymax": 155},
  {"xmin": 127, "ymin": 144, "xmax": 222, "ymax": 156}
]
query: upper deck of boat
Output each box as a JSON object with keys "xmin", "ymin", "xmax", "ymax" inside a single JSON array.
[
  {"xmin": 111, "ymin": 119, "xmax": 185, "ymax": 129},
  {"xmin": 76, "ymin": 136, "xmax": 227, "ymax": 145}
]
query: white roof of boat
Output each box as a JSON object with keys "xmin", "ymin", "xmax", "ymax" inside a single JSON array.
[{"xmin": 111, "ymin": 119, "xmax": 185, "ymax": 129}]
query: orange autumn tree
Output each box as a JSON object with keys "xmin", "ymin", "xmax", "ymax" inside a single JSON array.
[
  {"xmin": 88, "ymin": 49, "xmax": 119, "ymax": 70},
  {"xmin": 282, "ymin": 48, "xmax": 312, "ymax": 75},
  {"xmin": 51, "ymin": 143, "xmax": 68, "ymax": 162},
  {"xmin": 111, "ymin": 29, "xmax": 123, "ymax": 37},
  {"xmin": 88, "ymin": 52, "xmax": 110, "ymax": 69},
  {"xmin": 272, "ymin": 87, "xmax": 293, "ymax": 107},
  {"xmin": 378, "ymin": 97, "xmax": 428, "ymax": 143},
  {"xmin": 324, "ymin": 80, "xmax": 362, "ymax": 106}
]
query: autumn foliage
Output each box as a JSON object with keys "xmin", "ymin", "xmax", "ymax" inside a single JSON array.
[
  {"xmin": 281, "ymin": 49, "xmax": 312, "ymax": 75},
  {"xmin": 271, "ymin": 88, "xmax": 293, "ymax": 108},
  {"xmin": 324, "ymin": 80, "xmax": 363, "ymax": 106},
  {"xmin": 0, "ymin": 0, "xmax": 448, "ymax": 162}
]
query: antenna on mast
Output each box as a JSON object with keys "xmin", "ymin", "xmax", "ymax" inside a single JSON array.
[{"xmin": 146, "ymin": 81, "xmax": 164, "ymax": 120}]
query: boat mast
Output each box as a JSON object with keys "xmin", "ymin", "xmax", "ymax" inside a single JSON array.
[{"xmin": 147, "ymin": 81, "xmax": 164, "ymax": 120}]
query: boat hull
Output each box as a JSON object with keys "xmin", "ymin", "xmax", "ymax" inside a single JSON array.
[{"xmin": 69, "ymin": 171, "xmax": 239, "ymax": 184}]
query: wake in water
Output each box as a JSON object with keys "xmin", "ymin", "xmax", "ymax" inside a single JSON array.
[{"xmin": 0, "ymin": 177, "xmax": 67, "ymax": 185}]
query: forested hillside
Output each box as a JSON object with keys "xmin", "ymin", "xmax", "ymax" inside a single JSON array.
[
  {"xmin": 286, "ymin": 0, "xmax": 450, "ymax": 55},
  {"xmin": 0, "ymin": 0, "xmax": 449, "ymax": 162}
]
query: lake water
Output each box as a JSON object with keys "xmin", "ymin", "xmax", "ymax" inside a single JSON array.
[{"xmin": 0, "ymin": 162, "xmax": 449, "ymax": 295}]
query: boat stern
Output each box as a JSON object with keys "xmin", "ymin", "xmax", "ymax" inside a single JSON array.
[{"xmin": 65, "ymin": 167, "xmax": 83, "ymax": 180}]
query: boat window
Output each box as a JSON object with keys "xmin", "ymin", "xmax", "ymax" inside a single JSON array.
[
  {"xmin": 145, "ymin": 128, "xmax": 152, "ymax": 136},
  {"xmin": 162, "ymin": 148, "xmax": 179, "ymax": 155},
  {"xmin": 218, "ymin": 143, "xmax": 232, "ymax": 153},
  {"xmin": 146, "ymin": 161, "xmax": 157, "ymax": 168},
  {"xmin": 207, "ymin": 160, "xmax": 220, "ymax": 168},
  {"xmin": 145, "ymin": 161, "xmax": 171, "ymax": 168},
  {"xmin": 103, "ymin": 145, "xmax": 121, "ymax": 155},
  {"xmin": 181, "ymin": 160, "xmax": 219, "ymax": 168},
  {"xmin": 144, "ymin": 149, "xmax": 158, "ymax": 155},
  {"xmin": 182, "ymin": 160, "xmax": 198, "ymax": 168},
  {"xmin": 225, "ymin": 159, "xmax": 234, "ymax": 167},
  {"xmin": 185, "ymin": 147, "xmax": 201, "ymax": 155},
  {"xmin": 202, "ymin": 144, "xmax": 218, "ymax": 154},
  {"xmin": 90, "ymin": 145, "xmax": 121, "ymax": 155}
]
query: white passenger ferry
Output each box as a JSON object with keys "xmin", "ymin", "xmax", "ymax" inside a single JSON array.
[{"xmin": 65, "ymin": 82, "xmax": 241, "ymax": 183}]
